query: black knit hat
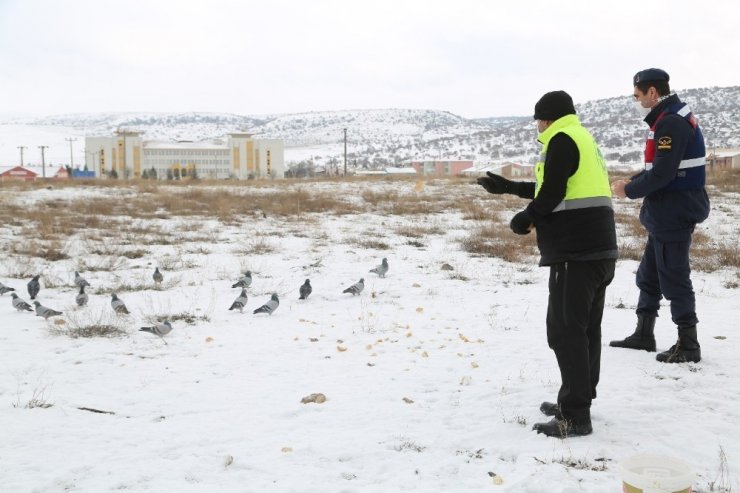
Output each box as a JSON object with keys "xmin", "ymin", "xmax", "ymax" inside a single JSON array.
[
  {"xmin": 533, "ymin": 90, "xmax": 576, "ymax": 121},
  {"xmin": 633, "ymin": 68, "xmax": 670, "ymax": 86}
]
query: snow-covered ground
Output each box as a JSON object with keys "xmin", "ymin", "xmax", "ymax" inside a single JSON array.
[{"xmin": 0, "ymin": 179, "xmax": 738, "ymax": 492}]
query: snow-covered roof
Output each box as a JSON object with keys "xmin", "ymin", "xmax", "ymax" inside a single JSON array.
[{"xmin": 384, "ymin": 167, "xmax": 418, "ymax": 175}]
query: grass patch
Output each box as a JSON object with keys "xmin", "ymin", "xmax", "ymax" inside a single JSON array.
[
  {"xmin": 50, "ymin": 309, "xmax": 128, "ymax": 338},
  {"xmin": 461, "ymin": 224, "xmax": 537, "ymax": 263}
]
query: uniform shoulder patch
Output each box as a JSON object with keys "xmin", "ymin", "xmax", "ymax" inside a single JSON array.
[{"xmin": 657, "ymin": 136, "xmax": 672, "ymax": 150}]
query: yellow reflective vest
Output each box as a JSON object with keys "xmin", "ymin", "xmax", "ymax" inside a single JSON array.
[{"xmin": 535, "ymin": 114, "xmax": 612, "ymax": 212}]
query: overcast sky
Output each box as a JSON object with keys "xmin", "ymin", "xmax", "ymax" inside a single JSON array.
[{"xmin": 1, "ymin": 0, "xmax": 739, "ymax": 118}]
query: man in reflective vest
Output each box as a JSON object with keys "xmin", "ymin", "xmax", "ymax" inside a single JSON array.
[
  {"xmin": 611, "ymin": 68, "xmax": 710, "ymax": 364},
  {"xmin": 478, "ymin": 90, "xmax": 617, "ymax": 438}
]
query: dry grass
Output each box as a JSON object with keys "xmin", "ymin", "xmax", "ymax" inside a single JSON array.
[
  {"xmin": 617, "ymin": 240, "xmax": 644, "ymax": 262},
  {"xmin": 50, "ymin": 309, "xmax": 128, "ymax": 338},
  {"xmin": 707, "ymin": 168, "xmax": 740, "ymax": 194},
  {"xmin": 1, "ymin": 177, "xmax": 738, "ymax": 276},
  {"xmin": 461, "ymin": 224, "xmax": 538, "ymax": 263}
]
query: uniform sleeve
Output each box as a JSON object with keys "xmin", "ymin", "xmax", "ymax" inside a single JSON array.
[
  {"xmin": 625, "ymin": 115, "xmax": 692, "ymax": 198},
  {"xmin": 525, "ymin": 133, "xmax": 579, "ymax": 220}
]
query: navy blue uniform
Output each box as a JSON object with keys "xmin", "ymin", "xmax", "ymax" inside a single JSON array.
[{"xmin": 625, "ymin": 94, "xmax": 710, "ymax": 328}]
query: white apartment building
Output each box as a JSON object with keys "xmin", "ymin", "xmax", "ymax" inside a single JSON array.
[{"xmin": 85, "ymin": 131, "xmax": 284, "ymax": 179}]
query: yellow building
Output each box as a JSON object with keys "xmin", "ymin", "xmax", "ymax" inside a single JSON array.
[{"xmin": 85, "ymin": 131, "xmax": 284, "ymax": 179}]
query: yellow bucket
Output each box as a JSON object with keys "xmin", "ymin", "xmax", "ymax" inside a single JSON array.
[{"xmin": 620, "ymin": 454, "xmax": 695, "ymax": 493}]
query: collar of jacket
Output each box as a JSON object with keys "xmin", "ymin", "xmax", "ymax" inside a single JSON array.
[
  {"xmin": 644, "ymin": 93, "xmax": 681, "ymax": 126},
  {"xmin": 537, "ymin": 114, "xmax": 580, "ymax": 146}
]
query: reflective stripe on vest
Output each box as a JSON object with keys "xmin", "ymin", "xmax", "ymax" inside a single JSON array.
[
  {"xmin": 535, "ymin": 114, "xmax": 612, "ymax": 212},
  {"xmin": 644, "ymin": 103, "xmax": 706, "ymax": 173}
]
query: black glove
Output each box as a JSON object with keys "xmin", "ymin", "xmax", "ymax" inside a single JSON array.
[
  {"xmin": 477, "ymin": 172, "xmax": 515, "ymax": 195},
  {"xmin": 510, "ymin": 210, "xmax": 533, "ymax": 235}
]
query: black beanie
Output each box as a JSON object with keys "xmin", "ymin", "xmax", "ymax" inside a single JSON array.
[{"xmin": 533, "ymin": 90, "xmax": 576, "ymax": 121}]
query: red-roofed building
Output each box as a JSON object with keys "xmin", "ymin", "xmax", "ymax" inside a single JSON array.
[{"xmin": 0, "ymin": 166, "xmax": 37, "ymax": 181}]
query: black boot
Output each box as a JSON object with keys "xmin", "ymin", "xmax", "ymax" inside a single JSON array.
[
  {"xmin": 539, "ymin": 401, "xmax": 563, "ymax": 419},
  {"xmin": 656, "ymin": 326, "xmax": 701, "ymax": 363},
  {"xmin": 609, "ymin": 313, "xmax": 657, "ymax": 352},
  {"xmin": 533, "ymin": 417, "xmax": 592, "ymax": 438}
]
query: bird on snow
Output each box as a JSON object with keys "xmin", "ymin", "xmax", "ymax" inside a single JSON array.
[
  {"xmin": 27, "ymin": 275, "xmax": 41, "ymax": 300},
  {"xmin": 74, "ymin": 271, "xmax": 91, "ymax": 289},
  {"xmin": 232, "ymin": 271, "xmax": 252, "ymax": 289},
  {"xmin": 229, "ymin": 288, "xmax": 249, "ymax": 313},
  {"xmin": 11, "ymin": 293, "xmax": 33, "ymax": 312},
  {"xmin": 253, "ymin": 293, "xmax": 279, "ymax": 315},
  {"xmin": 369, "ymin": 258, "xmax": 389, "ymax": 278},
  {"xmin": 0, "ymin": 282, "xmax": 16, "ymax": 295},
  {"xmin": 111, "ymin": 293, "xmax": 130, "ymax": 315},
  {"xmin": 139, "ymin": 320, "xmax": 173, "ymax": 339},
  {"xmin": 342, "ymin": 278, "xmax": 365, "ymax": 296},
  {"xmin": 153, "ymin": 267, "xmax": 163, "ymax": 285},
  {"xmin": 299, "ymin": 279, "xmax": 312, "ymax": 300},
  {"xmin": 76, "ymin": 285, "xmax": 89, "ymax": 307},
  {"xmin": 34, "ymin": 301, "xmax": 63, "ymax": 320}
]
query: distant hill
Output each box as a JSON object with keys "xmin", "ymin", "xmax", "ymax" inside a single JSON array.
[{"xmin": 1, "ymin": 86, "xmax": 738, "ymax": 169}]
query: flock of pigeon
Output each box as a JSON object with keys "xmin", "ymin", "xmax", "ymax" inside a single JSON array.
[{"xmin": 1, "ymin": 257, "xmax": 390, "ymax": 341}]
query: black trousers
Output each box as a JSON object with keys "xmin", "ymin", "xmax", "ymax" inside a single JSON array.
[
  {"xmin": 636, "ymin": 232, "xmax": 698, "ymax": 328},
  {"xmin": 546, "ymin": 259, "xmax": 616, "ymax": 423}
]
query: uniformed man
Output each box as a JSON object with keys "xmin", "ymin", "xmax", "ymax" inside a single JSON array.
[{"xmin": 611, "ymin": 68, "xmax": 710, "ymax": 364}]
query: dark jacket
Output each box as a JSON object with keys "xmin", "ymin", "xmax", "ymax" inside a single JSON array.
[
  {"xmin": 517, "ymin": 133, "xmax": 618, "ymax": 266},
  {"xmin": 625, "ymin": 94, "xmax": 710, "ymax": 241}
]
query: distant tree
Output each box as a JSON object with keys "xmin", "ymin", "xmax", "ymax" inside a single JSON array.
[
  {"xmin": 149, "ymin": 167, "xmax": 157, "ymax": 179},
  {"xmin": 173, "ymin": 168, "xmax": 180, "ymax": 180},
  {"xmin": 141, "ymin": 169, "xmax": 149, "ymax": 179},
  {"xmin": 109, "ymin": 169, "xmax": 118, "ymax": 179},
  {"xmin": 181, "ymin": 167, "xmax": 188, "ymax": 178},
  {"xmin": 166, "ymin": 169, "xmax": 173, "ymax": 180},
  {"xmin": 190, "ymin": 167, "xmax": 198, "ymax": 180}
]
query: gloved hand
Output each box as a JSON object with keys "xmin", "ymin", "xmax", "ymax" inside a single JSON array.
[
  {"xmin": 510, "ymin": 210, "xmax": 534, "ymax": 235},
  {"xmin": 477, "ymin": 172, "xmax": 514, "ymax": 194}
]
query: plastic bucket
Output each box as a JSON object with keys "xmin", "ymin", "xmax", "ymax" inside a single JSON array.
[{"xmin": 620, "ymin": 454, "xmax": 695, "ymax": 493}]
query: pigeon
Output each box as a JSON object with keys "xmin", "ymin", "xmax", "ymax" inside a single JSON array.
[
  {"xmin": 76, "ymin": 285, "xmax": 88, "ymax": 307},
  {"xmin": 74, "ymin": 271, "xmax": 90, "ymax": 288},
  {"xmin": 343, "ymin": 278, "xmax": 365, "ymax": 296},
  {"xmin": 253, "ymin": 293, "xmax": 279, "ymax": 315},
  {"xmin": 111, "ymin": 293, "xmax": 130, "ymax": 315},
  {"xmin": 34, "ymin": 301, "xmax": 63, "ymax": 320},
  {"xmin": 0, "ymin": 282, "xmax": 16, "ymax": 295},
  {"xmin": 232, "ymin": 271, "xmax": 252, "ymax": 289},
  {"xmin": 140, "ymin": 320, "xmax": 173, "ymax": 338},
  {"xmin": 153, "ymin": 267, "xmax": 163, "ymax": 285},
  {"xmin": 228, "ymin": 288, "xmax": 249, "ymax": 313},
  {"xmin": 27, "ymin": 275, "xmax": 41, "ymax": 300},
  {"xmin": 299, "ymin": 279, "xmax": 312, "ymax": 300},
  {"xmin": 369, "ymin": 258, "xmax": 389, "ymax": 278},
  {"xmin": 11, "ymin": 293, "xmax": 33, "ymax": 312}
]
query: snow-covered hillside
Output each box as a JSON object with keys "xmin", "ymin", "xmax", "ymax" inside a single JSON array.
[{"xmin": 1, "ymin": 86, "xmax": 738, "ymax": 171}]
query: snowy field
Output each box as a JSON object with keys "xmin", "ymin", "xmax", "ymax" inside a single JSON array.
[{"xmin": 1, "ymin": 177, "xmax": 738, "ymax": 492}]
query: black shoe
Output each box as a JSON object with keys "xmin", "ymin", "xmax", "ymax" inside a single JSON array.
[
  {"xmin": 609, "ymin": 334, "xmax": 656, "ymax": 351},
  {"xmin": 539, "ymin": 401, "xmax": 562, "ymax": 419},
  {"xmin": 656, "ymin": 344, "xmax": 701, "ymax": 363},
  {"xmin": 609, "ymin": 313, "xmax": 657, "ymax": 352},
  {"xmin": 656, "ymin": 326, "xmax": 701, "ymax": 363},
  {"xmin": 533, "ymin": 417, "xmax": 592, "ymax": 438}
]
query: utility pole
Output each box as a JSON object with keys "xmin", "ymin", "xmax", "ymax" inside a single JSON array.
[
  {"xmin": 17, "ymin": 146, "xmax": 27, "ymax": 166},
  {"xmin": 65, "ymin": 137, "xmax": 77, "ymax": 168},
  {"xmin": 39, "ymin": 145, "xmax": 48, "ymax": 178},
  {"xmin": 343, "ymin": 128, "xmax": 347, "ymax": 176}
]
